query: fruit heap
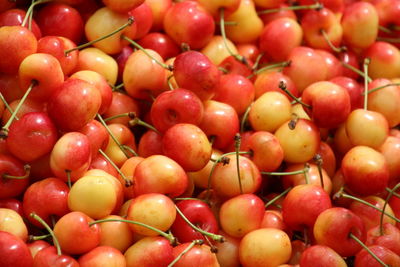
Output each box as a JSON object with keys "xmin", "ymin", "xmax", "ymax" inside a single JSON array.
[{"xmin": 1, "ymin": 0, "xmax": 400, "ymax": 266}]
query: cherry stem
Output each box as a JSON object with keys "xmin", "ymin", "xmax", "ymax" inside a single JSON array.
[
  {"xmin": 21, "ymin": 0, "xmax": 52, "ymax": 28},
  {"xmin": 320, "ymin": 29, "xmax": 347, "ymax": 53},
  {"xmin": 129, "ymin": 116, "xmax": 161, "ymax": 135},
  {"xmin": 240, "ymin": 103, "xmax": 252, "ymax": 133},
  {"xmin": 378, "ymin": 25, "xmax": 394, "ymax": 34},
  {"xmin": 247, "ymin": 61, "xmax": 291, "ymax": 79},
  {"xmin": 257, "ymin": 2, "xmax": 323, "ymax": 15},
  {"xmin": 121, "ymin": 35, "xmax": 173, "ymax": 71},
  {"xmin": 0, "ymin": 80, "xmax": 37, "ymax": 138},
  {"xmin": 313, "ymin": 154, "xmax": 324, "ymax": 189},
  {"xmin": 205, "ymin": 151, "xmax": 252, "ymax": 202},
  {"xmin": 174, "ymin": 197, "xmax": 207, "ymax": 203},
  {"xmin": 111, "ymin": 83, "xmax": 125, "ymax": 92},
  {"xmin": 28, "ymin": 233, "xmax": 51, "ymax": 242},
  {"xmin": 89, "ymin": 218, "xmax": 177, "ymax": 245},
  {"xmin": 363, "ymin": 58, "xmax": 371, "ymax": 110},
  {"xmin": 103, "ymin": 112, "xmax": 135, "ymax": 122},
  {"xmin": 349, "ymin": 233, "xmax": 389, "ymax": 267},
  {"xmin": 168, "ymin": 239, "xmax": 204, "ymax": 267},
  {"xmin": 288, "ymin": 113, "xmax": 299, "ymax": 130},
  {"xmin": 2, "ymin": 164, "xmax": 30, "ymax": 180},
  {"xmin": 380, "ymin": 183, "xmax": 400, "ymax": 235},
  {"xmin": 362, "ymin": 82, "xmax": 400, "ymax": 95},
  {"xmin": 265, "ymin": 187, "xmax": 292, "ymax": 208},
  {"xmin": 234, "ymin": 134, "xmax": 243, "ymax": 194},
  {"xmin": 0, "ymin": 93, "xmax": 17, "ymax": 120},
  {"xmin": 175, "ymin": 205, "xmax": 224, "ymax": 243},
  {"xmin": 167, "ymin": 75, "xmax": 175, "ymax": 90},
  {"xmin": 64, "ymin": 17, "xmax": 134, "ymax": 56},
  {"xmin": 386, "ymin": 187, "xmax": 400, "ymax": 198},
  {"xmin": 96, "ymin": 113, "xmax": 138, "ymax": 157},
  {"xmin": 98, "ymin": 149, "xmax": 132, "ymax": 187},
  {"xmin": 66, "ymin": 170, "xmax": 71, "ymax": 189},
  {"xmin": 251, "ymin": 52, "xmax": 265, "ymax": 72},
  {"xmin": 30, "ymin": 213, "xmax": 62, "ymax": 256},
  {"xmin": 219, "ymin": 8, "xmax": 248, "ymax": 67},
  {"xmin": 342, "ymin": 63, "xmax": 372, "ymax": 83},
  {"xmin": 339, "ymin": 192, "xmax": 400, "ymax": 223},
  {"xmin": 279, "ymin": 81, "xmax": 311, "ymax": 109},
  {"xmin": 376, "ymin": 37, "xmax": 400, "ymax": 43},
  {"xmin": 262, "ymin": 163, "xmax": 310, "ymax": 184}
]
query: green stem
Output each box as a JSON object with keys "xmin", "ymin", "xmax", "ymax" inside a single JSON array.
[
  {"xmin": 234, "ymin": 134, "xmax": 243, "ymax": 194},
  {"xmin": 313, "ymin": 154, "xmax": 324, "ymax": 189},
  {"xmin": 247, "ymin": 61, "xmax": 291, "ymax": 79},
  {"xmin": 175, "ymin": 205, "xmax": 224, "ymax": 242},
  {"xmin": 0, "ymin": 80, "xmax": 37, "ymax": 138},
  {"xmin": 265, "ymin": 187, "xmax": 292, "ymax": 208},
  {"xmin": 21, "ymin": 0, "xmax": 52, "ymax": 28},
  {"xmin": 129, "ymin": 117, "xmax": 161, "ymax": 135},
  {"xmin": 168, "ymin": 240, "xmax": 204, "ymax": 267},
  {"xmin": 320, "ymin": 29, "xmax": 346, "ymax": 53},
  {"xmin": 240, "ymin": 103, "xmax": 252, "ymax": 133},
  {"xmin": 349, "ymin": 233, "xmax": 389, "ymax": 267},
  {"xmin": 65, "ymin": 17, "xmax": 134, "ymax": 56},
  {"xmin": 386, "ymin": 187, "xmax": 400, "ymax": 199},
  {"xmin": 257, "ymin": 2, "xmax": 323, "ymax": 15},
  {"xmin": 89, "ymin": 218, "xmax": 177, "ymax": 245},
  {"xmin": 342, "ymin": 63, "xmax": 372, "ymax": 83},
  {"xmin": 362, "ymin": 83, "xmax": 400, "ymax": 95},
  {"xmin": 98, "ymin": 149, "xmax": 132, "ymax": 187},
  {"xmin": 0, "ymin": 93, "xmax": 18, "ymax": 120},
  {"xmin": 376, "ymin": 37, "xmax": 400, "ymax": 43},
  {"xmin": 174, "ymin": 197, "xmax": 207, "ymax": 203},
  {"xmin": 341, "ymin": 193, "xmax": 400, "ymax": 223},
  {"xmin": 103, "ymin": 112, "xmax": 134, "ymax": 122},
  {"xmin": 363, "ymin": 58, "xmax": 371, "ymax": 110},
  {"xmin": 121, "ymin": 35, "xmax": 173, "ymax": 70},
  {"xmin": 380, "ymin": 183, "xmax": 400, "ymax": 235},
  {"xmin": 167, "ymin": 75, "xmax": 175, "ymax": 90},
  {"xmin": 262, "ymin": 164, "xmax": 310, "ymax": 177},
  {"xmin": 28, "ymin": 233, "xmax": 51, "ymax": 242},
  {"xmin": 96, "ymin": 113, "xmax": 137, "ymax": 157},
  {"xmin": 279, "ymin": 81, "xmax": 311, "ymax": 109},
  {"xmin": 3, "ymin": 164, "xmax": 30, "ymax": 180},
  {"xmin": 378, "ymin": 25, "xmax": 394, "ymax": 34},
  {"xmin": 30, "ymin": 213, "xmax": 62, "ymax": 256},
  {"xmin": 251, "ymin": 52, "xmax": 265, "ymax": 72},
  {"xmin": 219, "ymin": 8, "xmax": 248, "ymax": 67},
  {"xmin": 66, "ymin": 170, "xmax": 71, "ymax": 189}
]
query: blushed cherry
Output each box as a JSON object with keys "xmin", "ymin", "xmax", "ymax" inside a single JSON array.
[
  {"xmin": 102, "ymin": 0, "xmax": 144, "ymax": 13},
  {"xmin": 0, "ymin": 8, "xmax": 42, "ymax": 39},
  {"xmin": 138, "ymin": 32, "xmax": 180, "ymax": 61},
  {"xmin": 364, "ymin": 42, "xmax": 400, "ymax": 80},
  {"xmin": 254, "ymin": 71, "xmax": 299, "ymax": 100},
  {"xmin": 103, "ymin": 92, "xmax": 140, "ymax": 127}
]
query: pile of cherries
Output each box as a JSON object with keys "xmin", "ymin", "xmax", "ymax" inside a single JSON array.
[{"xmin": 1, "ymin": 0, "xmax": 400, "ymax": 266}]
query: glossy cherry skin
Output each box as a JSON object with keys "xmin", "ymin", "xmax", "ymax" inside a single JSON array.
[
  {"xmin": 0, "ymin": 8, "xmax": 41, "ymax": 39},
  {"xmin": 35, "ymin": 3, "xmax": 84, "ymax": 44},
  {"xmin": 33, "ymin": 246, "xmax": 79, "ymax": 267},
  {"xmin": 138, "ymin": 32, "xmax": 180, "ymax": 60},
  {"xmin": 23, "ymin": 177, "xmax": 69, "ymax": 229},
  {"xmin": 0, "ymin": 231, "xmax": 33, "ymax": 267},
  {"xmin": 171, "ymin": 199, "xmax": 218, "ymax": 243},
  {"xmin": 0, "ymin": 154, "xmax": 29, "ymax": 199},
  {"xmin": 6, "ymin": 112, "xmax": 58, "ymax": 162}
]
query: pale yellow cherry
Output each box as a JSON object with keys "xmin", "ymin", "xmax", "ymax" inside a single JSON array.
[
  {"xmin": 0, "ymin": 208, "xmax": 28, "ymax": 242},
  {"xmin": 345, "ymin": 109, "xmax": 389, "ymax": 149},
  {"xmin": 74, "ymin": 47, "xmax": 118, "ymax": 85},
  {"xmin": 85, "ymin": 7, "xmax": 136, "ymax": 55},
  {"xmin": 225, "ymin": 0, "xmax": 264, "ymax": 44},
  {"xmin": 239, "ymin": 228, "xmax": 292, "ymax": 267},
  {"xmin": 126, "ymin": 193, "xmax": 176, "ymax": 236},
  {"xmin": 68, "ymin": 174, "xmax": 118, "ymax": 219},
  {"xmin": 201, "ymin": 35, "xmax": 238, "ymax": 65},
  {"xmin": 275, "ymin": 118, "xmax": 320, "ymax": 163},
  {"xmin": 249, "ymin": 91, "xmax": 292, "ymax": 133},
  {"xmin": 98, "ymin": 215, "xmax": 135, "ymax": 253}
]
